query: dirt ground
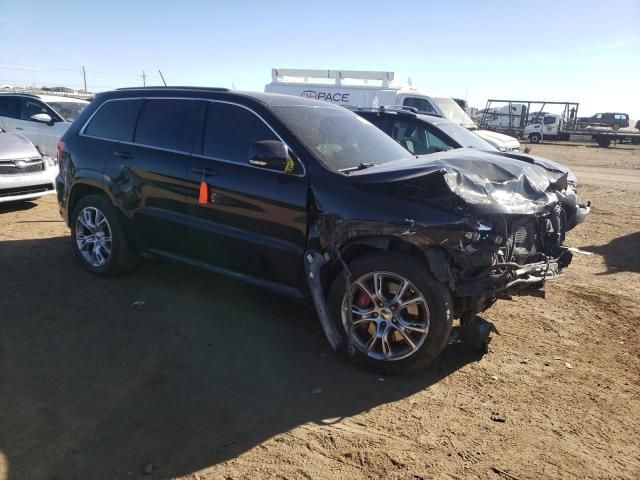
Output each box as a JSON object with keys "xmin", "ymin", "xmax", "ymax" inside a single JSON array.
[{"xmin": 1, "ymin": 142, "xmax": 638, "ymax": 480}]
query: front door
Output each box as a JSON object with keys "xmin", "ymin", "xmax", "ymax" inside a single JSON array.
[
  {"xmin": 16, "ymin": 97, "xmax": 66, "ymax": 156},
  {"xmin": 185, "ymin": 101, "xmax": 308, "ymax": 290}
]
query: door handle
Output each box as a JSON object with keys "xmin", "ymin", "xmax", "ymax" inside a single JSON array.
[
  {"xmin": 15, "ymin": 127, "xmax": 23, "ymax": 130},
  {"xmin": 113, "ymin": 151, "xmax": 133, "ymax": 159},
  {"xmin": 192, "ymin": 166, "xmax": 217, "ymax": 177}
]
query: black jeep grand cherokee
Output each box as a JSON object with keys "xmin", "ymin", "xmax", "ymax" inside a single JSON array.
[{"xmin": 57, "ymin": 87, "xmax": 589, "ymax": 373}]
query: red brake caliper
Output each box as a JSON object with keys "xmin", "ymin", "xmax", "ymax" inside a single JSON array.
[{"xmin": 357, "ymin": 291, "xmax": 371, "ymax": 307}]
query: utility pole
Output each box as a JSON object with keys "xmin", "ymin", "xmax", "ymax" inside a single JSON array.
[
  {"xmin": 158, "ymin": 70, "xmax": 167, "ymax": 86},
  {"xmin": 141, "ymin": 70, "xmax": 146, "ymax": 87},
  {"xmin": 82, "ymin": 65, "xmax": 87, "ymax": 92}
]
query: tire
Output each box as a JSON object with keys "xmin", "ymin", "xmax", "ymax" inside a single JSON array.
[
  {"xmin": 596, "ymin": 137, "xmax": 611, "ymax": 148},
  {"xmin": 529, "ymin": 133, "xmax": 542, "ymax": 144},
  {"xmin": 70, "ymin": 193, "xmax": 138, "ymax": 275},
  {"xmin": 328, "ymin": 252, "xmax": 453, "ymax": 374},
  {"xmin": 612, "ymin": 123, "xmax": 620, "ymax": 130},
  {"xmin": 632, "ymin": 137, "xmax": 640, "ymax": 145}
]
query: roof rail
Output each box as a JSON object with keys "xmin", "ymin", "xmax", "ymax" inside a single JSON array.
[
  {"xmin": 272, "ymin": 68, "xmax": 395, "ymax": 88},
  {"xmin": 115, "ymin": 86, "xmax": 230, "ymax": 92}
]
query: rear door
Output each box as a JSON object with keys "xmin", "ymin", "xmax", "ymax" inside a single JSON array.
[
  {"xmin": 92, "ymin": 97, "xmax": 204, "ymax": 255},
  {"xmin": 122, "ymin": 98, "xmax": 205, "ymax": 255},
  {"xmin": 185, "ymin": 101, "xmax": 308, "ymax": 290}
]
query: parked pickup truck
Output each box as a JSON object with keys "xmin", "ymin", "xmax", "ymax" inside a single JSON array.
[{"xmin": 57, "ymin": 88, "xmax": 590, "ymax": 373}]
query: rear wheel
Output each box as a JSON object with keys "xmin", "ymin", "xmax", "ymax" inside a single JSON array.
[
  {"xmin": 328, "ymin": 252, "xmax": 452, "ymax": 374},
  {"xmin": 612, "ymin": 123, "xmax": 620, "ymax": 130},
  {"xmin": 70, "ymin": 194, "xmax": 138, "ymax": 275},
  {"xmin": 529, "ymin": 133, "xmax": 542, "ymax": 143},
  {"xmin": 596, "ymin": 137, "xmax": 611, "ymax": 148}
]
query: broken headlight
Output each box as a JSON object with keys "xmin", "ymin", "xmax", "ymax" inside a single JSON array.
[{"xmin": 463, "ymin": 222, "xmax": 501, "ymax": 244}]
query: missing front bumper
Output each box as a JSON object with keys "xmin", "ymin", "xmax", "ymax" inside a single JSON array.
[{"xmin": 456, "ymin": 248, "xmax": 573, "ymax": 297}]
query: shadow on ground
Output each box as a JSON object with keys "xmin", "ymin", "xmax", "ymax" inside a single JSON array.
[
  {"xmin": 583, "ymin": 230, "xmax": 640, "ymax": 274},
  {"xmin": 0, "ymin": 200, "xmax": 38, "ymax": 214},
  {"xmin": 0, "ymin": 236, "xmax": 480, "ymax": 480}
]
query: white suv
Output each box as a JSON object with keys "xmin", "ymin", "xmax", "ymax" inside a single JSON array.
[
  {"xmin": 0, "ymin": 93, "xmax": 89, "ymax": 157},
  {"xmin": 0, "ymin": 126, "xmax": 58, "ymax": 203}
]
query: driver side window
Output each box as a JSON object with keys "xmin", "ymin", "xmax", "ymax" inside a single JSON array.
[{"xmin": 20, "ymin": 99, "xmax": 56, "ymax": 122}]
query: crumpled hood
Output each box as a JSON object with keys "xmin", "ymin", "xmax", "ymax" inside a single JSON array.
[
  {"xmin": 349, "ymin": 148, "xmax": 577, "ymax": 215},
  {"xmin": 0, "ymin": 131, "xmax": 41, "ymax": 161}
]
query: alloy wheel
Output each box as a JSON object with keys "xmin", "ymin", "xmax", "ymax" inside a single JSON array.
[
  {"xmin": 75, "ymin": 207, "xmax": 113, "ymax": 267},
  {"xmin": 341, "ymin": 271, "xmax": 430, "ymax": 361}
]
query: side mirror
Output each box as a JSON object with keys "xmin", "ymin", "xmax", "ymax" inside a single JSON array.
[
  {"xmin": 249, "ymin": 140, "xmax": 295, "ymax": 174},
  {"xmin": 31, "ymin": 113, "xmax": 54, "ymax": 126}
]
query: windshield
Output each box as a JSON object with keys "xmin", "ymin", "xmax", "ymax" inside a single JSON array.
[
  {"xmin": 435, "ymin": 121, "xmax": 495, "ymax": 150},
  {"xmin": 48, "ymin": 101, "xmax": 87, "ymax": 122},
  {"xmin": 272, "ymin": 105, "xmax": 412, "ymax": 172},
  {"xmin": 431, "ymin": 97, "xmax": 476, "ymax": 128}
]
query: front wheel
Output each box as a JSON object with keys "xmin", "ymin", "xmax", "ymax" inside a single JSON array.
[
  {"xmin": 328, "ymin": 252, "xmax": 452, "ymax": 374},
  {"xmin": 529, "ymin": 133, "xmax": 542, "ymax": 143}
]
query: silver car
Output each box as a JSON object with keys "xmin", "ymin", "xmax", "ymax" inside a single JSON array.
[{"xmin": 0, "ymin": 127, "xmax": 58, "ymax": 203}]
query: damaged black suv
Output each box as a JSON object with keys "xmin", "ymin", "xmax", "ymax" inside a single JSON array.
[{"xmin": 57, "ymin": 88, "xmax": 590, "ymax": 373}]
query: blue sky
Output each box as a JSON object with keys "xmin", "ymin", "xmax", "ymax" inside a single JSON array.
[{"xmin": 1, "ymin": 0, "xmax": 639, "ymax": 119}]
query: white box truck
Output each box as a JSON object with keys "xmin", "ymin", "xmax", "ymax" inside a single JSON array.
[{"xmin": 266, "ymin": 68, "xmax": 520, "ymax": 152}]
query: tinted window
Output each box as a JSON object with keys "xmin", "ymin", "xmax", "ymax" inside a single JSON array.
[
  {"xmin": 402, "ymin": 97, "xmax": 436, "ymax": 114},
  {"xmin": 0, "ymin": 97, "xmax": 20, "ymax": 119},
  {"xmin": 203, "ymin": 102, "xmax": 277, "ymax": 162},
  {"xmin": 85, "ymin": 99, "xmax": 143, "ymax": 141},
  {"xmin": 135, "ymin": 99, "xmax": 204, "ymax": 152},
  {"xmin": 544, "ymin": 116, "xmax": 556, "ymax": 125}
]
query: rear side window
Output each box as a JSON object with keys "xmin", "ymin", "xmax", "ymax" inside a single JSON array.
[
  {"xmin": 0, "ymin": 97, "xmax": 21, "ymax": 119},
  {"xmin": 85, "ymin": 99, "xmax": 143, "ymax": 141},
  {"xmin": 202, "ymin": 102, "xmax": 277, "ymax": 162},
  {"xmin": 134, "ymin": 99, "xmax": 204, "ymax": 152}
]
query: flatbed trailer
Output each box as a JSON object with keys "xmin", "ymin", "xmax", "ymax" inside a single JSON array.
[
  {"xmin": 479, "ymin": 99, "xmax": 639, "ymax": 148},
  {"xmin": 587, "ymin": 130, "xmax": 640, "ymax": 148}
]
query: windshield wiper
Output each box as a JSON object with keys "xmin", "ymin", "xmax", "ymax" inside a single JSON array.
[{"xmin": 339, "ymin": 163, "xmax": 376, "ymax": 174}]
